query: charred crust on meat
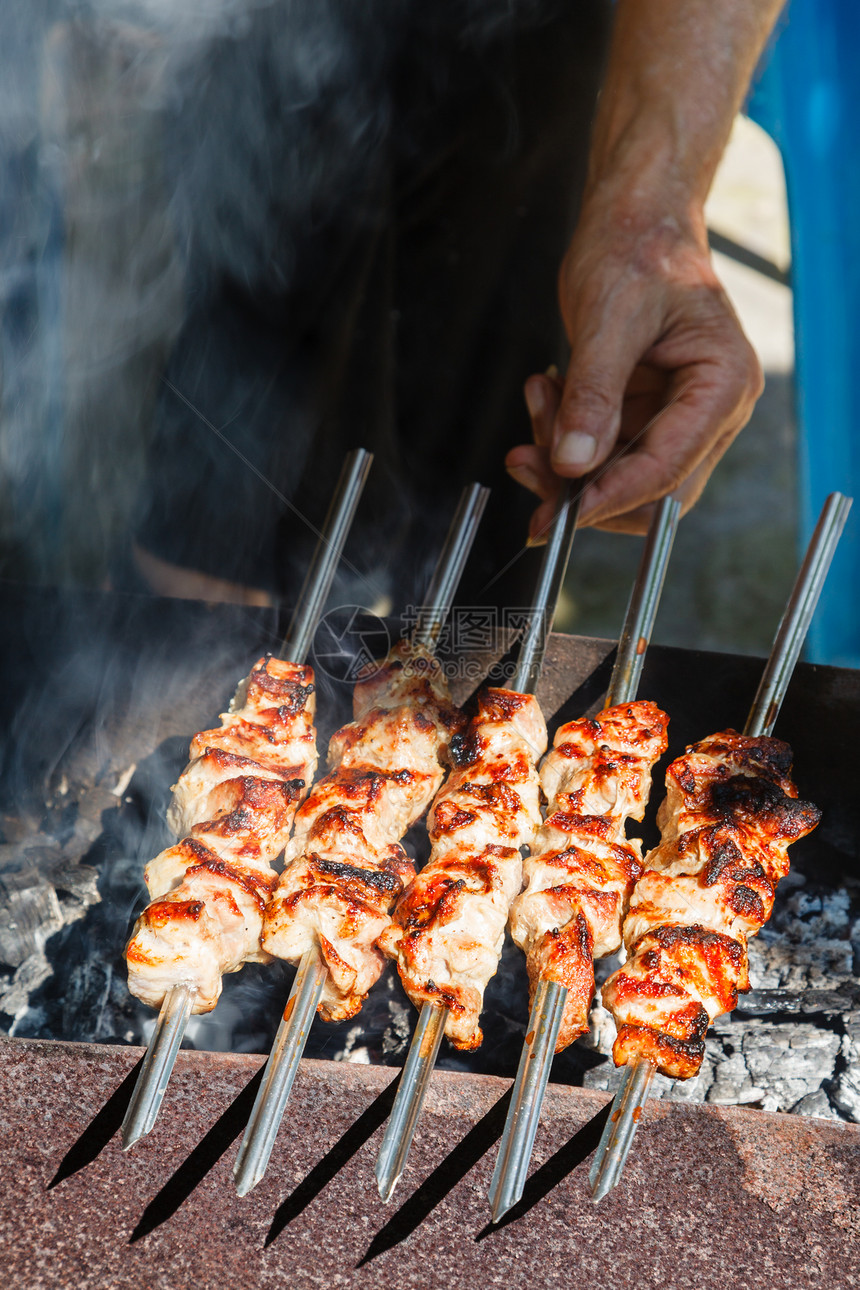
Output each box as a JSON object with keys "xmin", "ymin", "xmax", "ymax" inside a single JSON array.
[
  {"xmin": 433, "ymin": 802, "xmax": 478, "ymax": 832},
  {"xmin": 478, "ymin": 688, "xmax": 530, "ymax": 722},
  {"xmin": 645, "ymin": 923, "xmax": 745, "ymax": 966},
  {"xmin": 615, "ymin": 1023, "xmax": 706, "ymax": 1069},
  {"xmin": 184, "ymin": 857, "xmax": 272, "ymax": 909},
  {"xmin": 422, "ymin": 979, "xmax": 466, "ymax": 1016},
  {"xmin": 546, "ymin": 812, "xmax": 613, "ymax": 840},
  {"xmin": 700, "ymin": 832, "xmax": 744, "ymax": 882},
  {"xmin": 675, "ymin": 763, "xmax": 698, "ymax": 794},
  {"xmin": 727, "ymin": 883, "xmax": 766, "ymax": 921},
  {"xmin": 312, "ymin": 855, "xmax": 403, "ymax": 895},
  {"xmin": 146, "ymin": 898, "xmax": 206, "ymax": 924},
  {"xmin": 449, "ymin": 730, "xmax": 482, "ymax": 768}
]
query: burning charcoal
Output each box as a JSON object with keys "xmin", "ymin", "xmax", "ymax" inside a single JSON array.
[{"xmin": 0, "ymin": 869, "xmax": 64, "ymax": 969}]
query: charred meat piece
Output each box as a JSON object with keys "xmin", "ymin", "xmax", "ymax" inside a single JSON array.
[
  {"xmin": 262, "ymin": 640, "xmax": 463, "ymax": 1021},
  {"xmin": 601, "ymin": 729, "xmax": 821, "ymax": 1078},
  {"xmin": 379, "ymin": 687, "xmax": 547, "ymax": 1050},
  {"xmin": 509, "ymin": 700, "xmax": 669, "ymax": 1052},
  {"xmin": 125, "ymin": 657, "xmax": 316, "ymax": 1012}
]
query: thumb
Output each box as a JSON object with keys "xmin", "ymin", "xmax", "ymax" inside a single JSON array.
[{"xmin": 551, "ymin": 318, "xmax": 646, "ymax": 477}]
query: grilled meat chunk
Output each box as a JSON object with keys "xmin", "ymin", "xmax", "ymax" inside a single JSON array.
[
  {"xmin": 262, "ymin": 640, "xmax": 463, "ymax": 1021},
  {"xmin": 601, "ymin": 729, "xmax": 821, "ymax": 1078},
  {"xmin": 509, "ymin": 701, "xmax": 669, "ymax": 1050},
  {"xmin": 126, "ymin": 657, "xmax": 316, "ymax": 1011},
  {"xmin": 379, "ymin": 687, "xmax": 547, "ymax": 1050}
]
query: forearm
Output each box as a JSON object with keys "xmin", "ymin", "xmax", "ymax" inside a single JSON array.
[
  {"xmin": 508, "ymin": 0, "xmax": 785, "ymax": 534},
  {"xmin": 587, "ymin": 0, "xmax": 785, "ymax": 223}
]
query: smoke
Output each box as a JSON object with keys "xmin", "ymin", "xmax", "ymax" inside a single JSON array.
[{"xmin": 0, "ymin": 0, "xmax": 565, "ymax": 594}]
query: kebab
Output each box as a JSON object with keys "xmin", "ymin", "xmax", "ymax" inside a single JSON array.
[
  {"xmin": 589, "ymin": 490, "xmax": 852, "ymax": 1202},
  {"xmin": 489, "ymin": 496, "xmax": 680, "ymax": 1223},
  {"xmin": 121, "ymin": 448, "xmax": 372, "ymax": 1150},
  {"xmin": 374, "ymin": 482, "xmax": 579, "ymax": 1203},
  {"xmin": 233, "ymin": 483, "xmax": 490, "ymax": 1197}
]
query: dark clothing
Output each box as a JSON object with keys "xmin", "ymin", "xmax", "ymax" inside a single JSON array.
[{"xmin": 135, "ymin": 1, "xmax": 612, "ymax": 608}]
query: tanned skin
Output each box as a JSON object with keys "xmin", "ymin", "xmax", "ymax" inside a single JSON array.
[{"xmin": 506, "ymin": 0, "xmax": 787, "ymax": 538}]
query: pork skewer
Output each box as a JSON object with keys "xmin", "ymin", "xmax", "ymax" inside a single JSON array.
[
  {"xmin": 488, "ymin": 495, "xmax": 680, "ymax": 1223},
  {"xmin": 589, "ymin": 489, "xmax": 852, "ymax": 1202},
  {"xmin": 120, "ymin": 448, "xmax": 372, "ymax": 1150},
  {"xmin": 373, "ymin": 482, "xmax": 580, "ymax": 1203},
  {"xmin": 232, "ymin": 483, "xmax": 490, "ymax": 1197}
]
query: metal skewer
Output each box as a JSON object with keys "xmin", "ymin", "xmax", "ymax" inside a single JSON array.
[
  {"xmin": 233, "ymin": 482, "xmax": 491, "ymax": 1197},
  {"xmin": 488, "ymin": 495, "xmax": 681, "ymax": 1223},
  {"xmin": 121, "ymin": 448, "xmax": 373, "ymax": 1151},
  {"xmin": 588, "ymin": 490, "xmax": 852, "ymax": 1203},
  {"xmin": 374, "ymin": 483, "xmax": 580, "ymax": 1204}
]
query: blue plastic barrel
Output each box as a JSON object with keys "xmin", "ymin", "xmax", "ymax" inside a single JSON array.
[{"xmin": 747, "ymin": 0, "xmax": 860, "ymax": 666}]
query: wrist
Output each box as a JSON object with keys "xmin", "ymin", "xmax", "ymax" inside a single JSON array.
[{"xmin": 577, "ymin": 156, "xmax": 711, "ymax": 261}]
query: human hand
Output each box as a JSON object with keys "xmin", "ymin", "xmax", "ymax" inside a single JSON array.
[{"xmin": 506, "ymin": 205, "xmax": 763, "ymax": 540}]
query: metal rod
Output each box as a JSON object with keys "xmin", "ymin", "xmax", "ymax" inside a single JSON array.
[
  {"xmin": 234, "ymin": 947, "xmax": 328, "ymax": 1197},
  {"xmin": 745, "ymin": 492, "xmax": 852, "ymax": 737},
  {"xmin": 588, "ymin": 490, "xmax": 852, "ymax": 1203},
  {"xmin": 375, "ymin": 1003, "xmax": 446, "ymax": 1202},
  {"xmin": 121, "ymin": 450, "xmax": 372, "ymax": 1152},
  {"xmin": 412, "ymin": 484, "xmax": 490, "ymax": 650},
  {"xmin": 280, "ymin": 448, "xmax": 373, "ymax": 661},
  {"xmin": 509, "ymin": 483, "xmax": 580, "ymax": 695},
  {"xmin": 606, "ymin": 496, "xmax": 682, "ymax": 708},
  {"xmin": 488, "ymin": 497, "xmax": 681, "ymax": 1221},
  {"xmin": 488, "ymin": 977, "xmax": 567, "ymax": 1220},
  {"xmin": 234, "ymin": 484, "xmax": 490, "ymax": 1195},
  {"xmin": 588, "ymin": 1055, "xmax": 655, "ymax": 1201},
  {"xmin": 121, "ymin": 982, "xmax": 194, "ymax": 1150},
  {"xmin": 375, "ymin": 483, "xmax": 582, "ymax": 1204}
]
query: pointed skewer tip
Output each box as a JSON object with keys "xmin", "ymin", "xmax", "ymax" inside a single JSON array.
[
  {"xmin": 589, "ymin": 1172, "xmax": 616, "ymax": 1204},
  {"xmin": 234, "ymin": 1171, "xmax": 258, "ymax": 1200},
  {"xmin": 376, "ymin": 1171, "xmax": 400, "ymax": 1204}
]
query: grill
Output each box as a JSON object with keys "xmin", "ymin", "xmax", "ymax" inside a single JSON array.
[{"xmin": 1, "ymin": 577, "xmax": 858, "ymax": 1283}]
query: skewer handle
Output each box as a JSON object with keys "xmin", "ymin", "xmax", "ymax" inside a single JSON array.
[
  {"xmin": 375, "ymin": 1002, "xmax": 446, "ymax": 1202},
  {"xmin": 509, "ymin": 483, "xmax": 580, "ymax": 695},
  {"xmin": 121, "ymin": 983, "xmax": 194, "ymax": 1150},
  {"xmin": 606, "ymin": 496, "xmax": 681, "ymax": 708},
  {"xmin": 280, "ymin": 447, "xmax": 373, "ymax": 661},
  {"xmin": 234, "ymin": 947, "xmax": 328, "ymax": 1197},
  {"xmin": 412, "ymin": 484, "xmax": 490, "ymax": 649},
  {"xmin": 745, "ymin": 491, "xmax": 852, "ymax": 736}
]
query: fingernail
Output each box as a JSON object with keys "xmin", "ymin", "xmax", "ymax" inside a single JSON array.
[
  {"xmin": 544, "ymin": 364, "xmax": 559, "ymax": 380},
  {"xmin": 555, "ymin": 431, "xmax": 597, "ymax": 468},
  {"xmin": 524, "ymin": 382, "xmax": 545, "ymax": 420},
  {"xmin": 526, "ymin": 531, "xmax": 547, "ymax": 549},
  {"xmin": 507, "ymin": 463, "xmax": 542, "ymax": 494}
]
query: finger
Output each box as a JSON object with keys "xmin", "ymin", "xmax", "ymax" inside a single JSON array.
[
  {"xmin": 506, "ymin": 373, "xmax": 564, "ymax": 500},
  {"xmin": 505, "ymin": 444, "xmax": 556, "ymax": 500},
  {"xmin": 526, "ymin": 495, "xmax": 560, "ymax": 546},
  {"xmin": 577, "ymin": 360, "xmax": 749, "ymax": 529},
  {"xmin": 524, "ymin": 372, "xmax": 563, "ymax": 448},
  {"xmin": 551, "ymin": 286, "xmax": 658, "ymax": 476}
]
